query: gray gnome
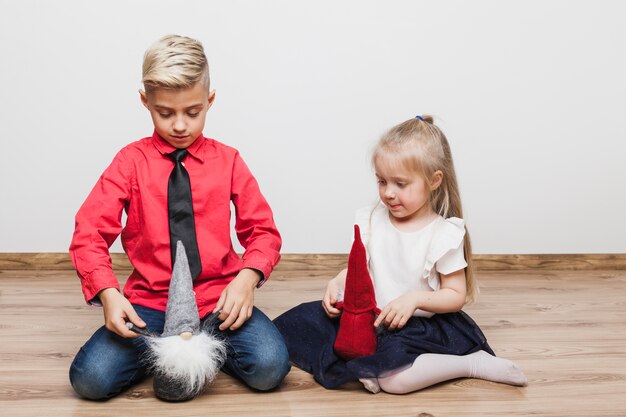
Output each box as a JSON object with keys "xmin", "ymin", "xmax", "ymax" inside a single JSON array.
[{"xmin": 129, "ymin": 241, "xmax": 227, "ymax": 401}]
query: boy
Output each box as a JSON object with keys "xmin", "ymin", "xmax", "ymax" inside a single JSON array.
[{"xmin": 69, "ymin": 34, "xmax": 290, "ymax": 400}]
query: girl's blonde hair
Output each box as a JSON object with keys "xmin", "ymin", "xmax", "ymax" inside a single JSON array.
[
  {"xmin": 142, "ymin": 34, "xmax": 210, "ymax": 92},
  {"xmin": 372, "ymin": 116, "xmax": 478, "ymax": 303}
]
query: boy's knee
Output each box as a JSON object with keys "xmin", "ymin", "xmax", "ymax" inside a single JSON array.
[
  {"xmin": 243, "ymin": 346, "xmax": 291, "ymax": 391},
  {"xmin": 69, "ymin": 360, "xmax": 120, "ymax": 400},
  {"xmin": 249, "ymin": 359, "xmax": 291, "ymax": 391}
]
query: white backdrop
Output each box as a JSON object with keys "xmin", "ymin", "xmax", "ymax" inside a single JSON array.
[{"xmin": 1, "ymin": 0, "xmax": 625, "ymax": 254}]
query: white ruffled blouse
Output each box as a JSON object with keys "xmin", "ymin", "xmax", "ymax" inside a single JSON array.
[{"xmin": 355, "ymin": 203, "xmax": 467, "ymax": 318}]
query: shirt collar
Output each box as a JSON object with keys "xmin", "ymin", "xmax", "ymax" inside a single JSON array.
[{"xmin": 151, "ymin": 130, "xmax": 206, "ymax": 163}]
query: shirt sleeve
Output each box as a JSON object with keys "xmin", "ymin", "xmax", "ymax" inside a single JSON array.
[
  {"xmin": 69, "ymin": 150, "xmax": 131, "ymax": 304},
  {"xmin": 436, "ymin": 240, "xmax": 468, "ymax": 276},
  {"xmin": 230, "ymin": 152, "xmax": 282, "ymax": 286}
]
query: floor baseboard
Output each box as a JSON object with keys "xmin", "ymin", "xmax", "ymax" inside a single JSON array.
[{"xmin": 1, "ymin": 253, "xmax": 625, "ymax": 271}]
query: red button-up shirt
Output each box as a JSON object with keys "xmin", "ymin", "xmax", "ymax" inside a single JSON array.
[{"xmin": 69, "ymin": 132, "xmax": 281, "ymax": 317}]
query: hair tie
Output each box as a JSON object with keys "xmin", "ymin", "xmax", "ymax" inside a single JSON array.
[{"xmin": 415, "ymin": 115, "xmax": 424, "ymax": 121}]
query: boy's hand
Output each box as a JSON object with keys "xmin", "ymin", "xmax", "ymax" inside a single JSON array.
[
  {"xmin": 213, "ymin": 268, "xmax": 261, "ymax": 331},
  {"xmin": 374, "ymin": 291, "xmax": 420, "ymax": 331},
  {"xmin": 99, "ymin": 288, "xmax": 146, "ymax": 338},
  {"xmin": 322, "ymin": 269, "xmax": 347, "ymax": 318}
]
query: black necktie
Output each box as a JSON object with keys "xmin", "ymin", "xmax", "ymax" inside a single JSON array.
[{"xmin": 167, "ymin": 149, "xmax": 201, "ymax": 279}]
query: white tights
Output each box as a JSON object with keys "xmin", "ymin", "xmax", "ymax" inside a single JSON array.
[{"xmin": 360, "ymin": 350, "xmax": 527, "ymax": 394}]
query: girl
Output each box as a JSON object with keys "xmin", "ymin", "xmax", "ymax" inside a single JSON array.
[{"xmin": 274, "ymin": 115, "xmax": 527, "ymax": 394}]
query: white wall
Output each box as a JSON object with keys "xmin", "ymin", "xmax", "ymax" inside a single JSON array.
[{"xmin": 1, "ymin": 0, "xmax": 625, "ymax": 254}]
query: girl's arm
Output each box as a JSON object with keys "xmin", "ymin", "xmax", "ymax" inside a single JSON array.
[
  {"xmin": 374, "ymin": 269, "xmax": 467, "ymax": 331},
  {"xmin": 322, "ymin": 268, "xmax": 347, "ymax": 318}
]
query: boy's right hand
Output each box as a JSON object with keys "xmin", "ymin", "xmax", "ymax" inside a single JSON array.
[
  {"xmin": 99, "ymin": 288, "xmax": 146, "ymax": 338},
  {"xmin": 322, "ymin": 269, "xmax": 347, "ymax": 318}
]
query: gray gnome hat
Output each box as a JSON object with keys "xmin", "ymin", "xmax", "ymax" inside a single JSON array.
[{"xmin": 161, "ymin": 240, "xmax": 200, "ymax": 337}]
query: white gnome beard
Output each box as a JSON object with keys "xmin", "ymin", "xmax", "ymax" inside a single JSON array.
[{"xmin": 145, "ymin": 332, "xmax": 228, "ymax": 398}]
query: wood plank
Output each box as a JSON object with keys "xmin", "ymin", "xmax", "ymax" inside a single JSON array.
[
  {"xmin": 0, "ymin": 269, "xmax": 625, "ymax": 416},
  {"xmin": 1, "ymin": 252, "xmax": 626, "ymax": 271},
  {"xmin": 473, "ymin": 253, "xmax": 626, "ymax": 270}
]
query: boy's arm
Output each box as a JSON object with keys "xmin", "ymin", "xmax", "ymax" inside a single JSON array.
[
  {"xmin": 213, "ymin": 267, "xmax": 260, "ymax": 331},
  {"xmin": 69, "ymin": 150, "xmax": 131, "ymax": 305},
  {"xmin": 99, "ymin": 287, "xmax": 146, "ymax": 337},
  {"xmin": 212, "ymin": 153, "xmax": 281, "ymax": 331},
  {"xmin": 230, "ymin": 152, "xmax": 282, "ymax": 285}
]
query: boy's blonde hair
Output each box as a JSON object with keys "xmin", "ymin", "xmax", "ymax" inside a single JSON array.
[
  {"xmin": 372, "ymin": 116, "xmax": 478, "ymax": 303},
  {"xmin": 142, "ymin": 34, "xmax": 210, "ymax": 92}
]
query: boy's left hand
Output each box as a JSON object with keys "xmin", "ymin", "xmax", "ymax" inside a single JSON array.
[{"xmin": 214, "ymin": 268, "xmax": 261, "ymax": 331}]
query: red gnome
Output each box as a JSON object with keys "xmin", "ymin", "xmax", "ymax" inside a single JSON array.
[{"xmin": 333, "ymin": 225, "xmax": 380, "ymax": 360}]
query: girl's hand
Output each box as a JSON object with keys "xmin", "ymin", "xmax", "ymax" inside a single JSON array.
[
  {"xmin": 214, "ymin": 268, "xmax": 261, "ymax": 331},
  {"xmin": 322, "ymin": 269, "xmax": 347, "ymax": 318},
  {"xmin": 99, "ymin": 288, "xmax": 146, "ymax": 338},
  {"xmin": 374, "ymin": 270, "xmax": 467, "ymax": 331},
  {"xmin": 374, "ymin": 291, "xmax": 420, "ymax": 331}
]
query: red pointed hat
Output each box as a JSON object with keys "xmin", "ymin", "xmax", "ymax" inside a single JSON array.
[
  {"xmin": 342, "ymin": 225, "xmax": 377, "ymax": 312},
  {"xmin": 334, "ymin": 225, "xmax": 379, "ymax": 360}
]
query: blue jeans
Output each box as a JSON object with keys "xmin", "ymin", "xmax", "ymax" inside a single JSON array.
[{"xmin": 69, "ymin": 305, "xmax": 291, "ymax": 400}]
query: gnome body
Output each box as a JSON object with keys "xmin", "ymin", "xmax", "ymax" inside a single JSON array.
[
  {"xmin": 133, "ymin": 241, "xmax": 227, "ymax": 401},
  {"xmin": 333, "ymin": 225, "xmax": 380, "ymax": 360}
]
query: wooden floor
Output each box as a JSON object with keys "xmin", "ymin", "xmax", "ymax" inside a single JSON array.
[{"xmin": 1, "ymin": 264, "xmax": 625, "ymax": 416}]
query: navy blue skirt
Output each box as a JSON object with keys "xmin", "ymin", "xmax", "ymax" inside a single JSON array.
[{"xmin": 273, "ymin": 301, "xmax": 494, "ymax": 389}]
